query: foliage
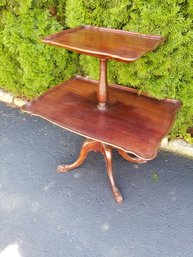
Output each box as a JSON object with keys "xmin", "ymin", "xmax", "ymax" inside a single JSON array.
[
  {"xmin": 0, "ymin": 0, "xmax": 193, "ymax": 140},
  {"xmin": 0, "ymin": 0, "xmax": 78, "ymax": 98}
]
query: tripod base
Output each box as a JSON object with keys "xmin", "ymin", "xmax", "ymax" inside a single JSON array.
[{"xmin": 57, "ymin": 139, "xmax": 146, "ymax": 203}]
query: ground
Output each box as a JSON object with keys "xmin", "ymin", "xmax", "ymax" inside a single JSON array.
[{"xmin": 0, "ymin": 102, "xmax": 193, "ymax": 257}]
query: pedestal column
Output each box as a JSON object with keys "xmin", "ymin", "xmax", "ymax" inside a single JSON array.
[{"xmin": 97, "ymin": 59, "xmax": 108, "ymax": 110}]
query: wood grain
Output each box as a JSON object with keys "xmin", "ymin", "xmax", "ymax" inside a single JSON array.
[
  {"xmin": 42, "ymin": 25, "xmax": 165, "ymax": 63},
  {"xmin": 22, "ymin": 76, "xmax": 181, "ymax": 160}
]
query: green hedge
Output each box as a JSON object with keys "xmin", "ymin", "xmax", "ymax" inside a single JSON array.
[
  {"xmin": 0, "ymin": 0, "xmax": 193, "ymax": 141},
  {"xmin": 0, "ymin": 0, "xmax": 78, "ymax": 98}
]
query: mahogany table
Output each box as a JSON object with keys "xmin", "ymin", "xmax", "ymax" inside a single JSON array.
[{"xmin": 22, "ymin": 26, "xmax": 181, "ymax": 203}]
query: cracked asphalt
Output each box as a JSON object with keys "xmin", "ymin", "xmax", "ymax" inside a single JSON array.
[{"xmin": 0, "ymin": 102, "xmax": 193, "ymax": 257}]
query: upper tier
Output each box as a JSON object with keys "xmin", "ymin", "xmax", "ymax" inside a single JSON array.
[{"xmin": 42, "ymin": 25, "xmax": 165, "ymax": 62}]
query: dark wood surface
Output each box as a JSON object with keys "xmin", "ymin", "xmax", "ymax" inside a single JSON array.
[
  {"xmin": 22, "ymin": 76, "xmax": 181, "ymax": 160},
  {"xmin": 42, "ymin": 26, "xmax": 165, "ymax": 62}
]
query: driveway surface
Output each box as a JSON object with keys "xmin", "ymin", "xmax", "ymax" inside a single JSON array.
[{"xmin": 0, "ymin": 102, "xmax": 193, "ymax": 257}]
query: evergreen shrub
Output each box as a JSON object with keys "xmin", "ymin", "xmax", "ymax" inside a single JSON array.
[
  {"xmin": 0, "ymin": 0, "xmax": 193, "ymax": 140},
  {"xmin": 0, "ymin": 0, "xmax": 78, "ymax": 98}
]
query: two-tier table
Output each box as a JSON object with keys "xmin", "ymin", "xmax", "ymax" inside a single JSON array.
[{"xmin": 22, "ymin": 26, "xmax": 181, "ymax": 203}]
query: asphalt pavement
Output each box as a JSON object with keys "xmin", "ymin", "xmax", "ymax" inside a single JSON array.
[{"xmin": 0, "ymin": 102, "xmax": 193, "ymax": 257}]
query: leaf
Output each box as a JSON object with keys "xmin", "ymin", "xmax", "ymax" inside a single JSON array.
[{"xmin": 151, "ymin": 171, "xmax": 159, "ymax": 183}]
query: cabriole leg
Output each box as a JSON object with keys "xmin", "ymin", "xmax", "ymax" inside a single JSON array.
[
  {"xmin": 57, "ymin": 139, "xmax": 100, "ymax": 173},
  {"xmin": 102, "ymin": 144, "xmax": 123, "ymax": 204},
  {"xmin": 118, "ymin": 149, "xmax": 147, "ymax": 163}
]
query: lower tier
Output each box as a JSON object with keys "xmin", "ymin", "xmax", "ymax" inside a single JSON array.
[{"xmin": 22, "ymin": 76, "xmax": 181, "ymax": 160}]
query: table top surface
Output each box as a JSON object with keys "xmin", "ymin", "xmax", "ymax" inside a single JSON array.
[
  {"xmin": 42, "ymin": 25, "xmax": 165, "ymax": 62},
  {"xmin": 22, "ymin": 76, "xmax": 181, "ymax": 160}
]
